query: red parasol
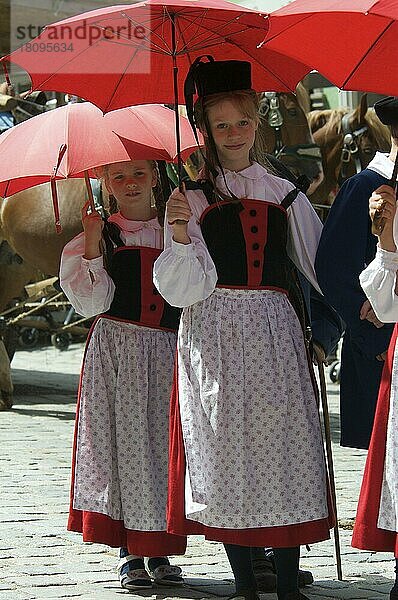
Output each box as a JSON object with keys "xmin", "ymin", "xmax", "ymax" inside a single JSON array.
[
  {"xmin": 1, "ymin": 0, "xmax": 312, "ymax": 182},
  {"xmin": 262, "ymin": 0, "xmax": 398, "ymax": 96},
  {"xmin": 0, "ymin": 102, "xmax": 201, "ymax": 231}
]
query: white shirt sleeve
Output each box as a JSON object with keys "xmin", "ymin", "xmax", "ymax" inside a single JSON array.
[
  {"xmin": 287, "ymin": 191, "xmax": 323, "ymax": 293},
  {"xmin": 59, "ymin": 232, "xmax": 115, "ymax": 317},
  {"xmin": 359, "ymin": 246, "xmax": 398, "ymax": 323},
  {"xmin": 153, "ymin": 191, "xmax": 218, "ymax": 308}
]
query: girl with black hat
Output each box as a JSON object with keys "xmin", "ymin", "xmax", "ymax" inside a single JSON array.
[
  {"xmin": 153, "ymin": 58, "xmax": 333, "ymax": 600},
  {"xmin": 60, "ymin": 159, "xmax": 186, "ymax": 592},
  {"xmin": 352, "ymin": 96, "xmax": 398, "ymax": 600}
]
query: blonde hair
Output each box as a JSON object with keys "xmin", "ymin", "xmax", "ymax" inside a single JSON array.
[{"xmin": 193, "ymin": 90, "xmax": 269, "ymax": 199}]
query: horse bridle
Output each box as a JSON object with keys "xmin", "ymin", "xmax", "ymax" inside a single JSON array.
[
  {"xmin": 337, "ymin": 111, "xmax": 368, "ymax": 185},
  {"xmin": 261, "ymin": 92, "xmax": 322, "ymax": 165}
]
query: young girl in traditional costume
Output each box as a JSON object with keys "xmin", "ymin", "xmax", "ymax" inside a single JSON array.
[
  {"xmin": 60, "ymin": 159, "xmax": 186, "ymax": 591},
  {"xmin": 153, "ymin": 58, "xmax": 333, "ymax": 600},
  {"xmin": 352, "ymin": 96, "xmax": 398, "ymax": 600}
]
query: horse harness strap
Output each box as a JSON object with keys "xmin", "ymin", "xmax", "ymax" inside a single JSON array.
[
  {"xmin": 338, "ymin": 112, "xmax": 368, "ymax": 185},
  {"xmin": 260, "ymin": 92, "xmax": 322, "ymax": 166}
]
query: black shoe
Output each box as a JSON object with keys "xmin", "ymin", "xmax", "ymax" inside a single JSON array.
[
  {"xmin": 253, "ymin": 550, "xmax": 313, "ymax": 592},
  {"xmin": 283, "ymin": 593, "xmax": 310, "ymax": 600}
]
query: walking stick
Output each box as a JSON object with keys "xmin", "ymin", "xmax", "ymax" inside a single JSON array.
[{"xmin": 313, "ymin": 343, "xmax": 343, "ymax": 581}]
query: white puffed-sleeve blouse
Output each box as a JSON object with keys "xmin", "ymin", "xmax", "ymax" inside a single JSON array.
[
  {"xmin": 153, "ymin": 162, "xmax": 323, "ymax": 308},
  {"xmin": 60, "ymin": 212, "xmax": 162, "ymax": 317}
]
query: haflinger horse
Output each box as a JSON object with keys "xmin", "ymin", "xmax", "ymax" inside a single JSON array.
[
  {"xmin": 0, "ymin": 179, "xmax": 89, "ymax": 276},
  {"xmin": 0, "ymin": 84, "xmax": 323, "ymax": 409},
  {"xmin": 0, "ymin": 179, "xmax": 90, "ymax": 409},
  {"xmin": 308, "ymin": 94, "xmax": 391, "ymax": 208}
]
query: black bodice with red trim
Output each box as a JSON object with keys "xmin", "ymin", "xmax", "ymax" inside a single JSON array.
[
  {"xmin": 200, "ymin": 199, "xmax": 290, "ymax": 292},
  {"xmin": 105, "ymin": 246, "xmax": 180, "ymax": 331}
]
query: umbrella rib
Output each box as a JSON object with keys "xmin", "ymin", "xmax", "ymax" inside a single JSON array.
[
  {"xmin": 341, "ymin": 18, "xmax": 395, "ymax": 89},
  {"xmin": 107, "ymin": 12, "xmax": 255, "ymax": 56},
  {"xmin": 231, "ymin": 37, "xmax": 299, "ymax": 92},
  {"xmin": 103, "ymin": 50, "xmax": 142, "ymax": 112},
  {"xmin": 175, "ymin": 26, "xmax": 257, "ymax": 55},
  {"xmin": 121, "ymin": 11, "xmax": 173, "ymax": 54},
  {"xmin": 91, "ymin": 11, "xmax": 174, "ymax": 54},
  {"xmin": 174, "ymin": 16, "xmax": 195, "ymax": 60},
  {"xmin": 260, "ymin": 13, "xmax": 313, "ymax": 45},
  {"xmin": 175, "ymin": 28, "xmax": 259, "ymax": 57},
  {"xmin": 168, "ymin": 8, "xmax": 210, "ymax": 54},
  {"xmin": 175, "ymin": 12, "xmax": 262, "ymax": 54}
]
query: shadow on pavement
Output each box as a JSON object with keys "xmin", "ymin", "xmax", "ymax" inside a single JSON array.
[
  {"xmin": 10, "ymin": 406, "xmax": 76, "ymax": 420},
  {"xmin": 9, "ymin": 368, "xmax": 78, "ymax": 420},
  {"xmin": 12, "ymin": 369, "xmax": 79, "ymax": 402},
  {"xmin": 311, "ymin": 573, "xmax": 395, "ymax": 599},
  {"xmin": 101, "ymin": 579, "xmax": 228, "ymax": 598}
]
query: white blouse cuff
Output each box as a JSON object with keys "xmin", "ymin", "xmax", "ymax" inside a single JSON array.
[
  {"xmin": 171, "ymin": 238, "xmax": 195, "ymax": 257},
  {"xmin": 375, "ymin": 246, "xmax": 398, "ymax": 270},
  {"xmin": 81, "ymin": 255, "xmax": 105, "ymax": 270}
]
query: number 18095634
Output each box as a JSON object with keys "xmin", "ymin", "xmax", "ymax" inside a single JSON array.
[{"xmin": 20, "ymin": 42, "xmax": 74, "ymax": 53}]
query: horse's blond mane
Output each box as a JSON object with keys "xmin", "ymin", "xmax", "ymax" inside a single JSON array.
[
  {"xmin": 295, "ymin": 82, "xmax": 311, "ymax": 114},
  {"xmin": 308, "ymin": 108, "xmax": 347, "ymax": 136},
  {"xmin": 365, "ymin": 109, "xmax": 391, "ymax": 148},
  {"xmin": 308, "ymin": 106, "xmax": 390, "ymax": 148}
]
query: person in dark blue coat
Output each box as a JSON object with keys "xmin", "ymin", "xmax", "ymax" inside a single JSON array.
[{"xmin": 315, "ymin": 98, "xmax": 398, "ymax": 449}]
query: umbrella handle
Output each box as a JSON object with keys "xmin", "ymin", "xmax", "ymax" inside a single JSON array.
[
  {"xmin": 372, "ymin": 153, "xmax": 398, "ymax": 235},
  {"xmin": 84, "ymin": 171, "xmax": 96, "ymax": 212},
  {"xmin": 50, "ymin": 178, "xmax": 62, "ymax": 234},
  {"xmin": 1, "ymin": 60, "xmax": 12, "ymax": 88}
]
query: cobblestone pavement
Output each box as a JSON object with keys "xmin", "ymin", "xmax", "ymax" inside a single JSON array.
[{"xmin": 1, "ymin": 343, "xmax": 396, "ymax": 600}]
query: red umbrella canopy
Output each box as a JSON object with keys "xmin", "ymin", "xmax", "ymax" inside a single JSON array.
[
  {"xmin": 0, "ymin": 102, "xmax": 201, "ymax": 197},
  {"xmin": 2, "ymin": 0, "xmax": 312, "ymax": 112},
  {"xmin": 263, "ymin": 0, "xmax": 398, "ymax": 96}
]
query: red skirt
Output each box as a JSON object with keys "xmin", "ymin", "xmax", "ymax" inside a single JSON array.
[
  {"xmin": 67, "ymin": 321, "xmax": 186, "ymax": 557},
  {"xmin": 167, "ymin": 361, "xmax": 334, "ymax": 547},
  {"xmin": 352, "ymin": 323, "xmax": 398, "ymax": 558}
]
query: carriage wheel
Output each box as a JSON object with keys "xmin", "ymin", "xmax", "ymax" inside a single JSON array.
[
  {"xmin": 51, "ymin": 332, "xmax": 71, "ymax": 351},
  {"xmin": 18, "ymin": 327, "xmax": 40, "ymax": 349},
  {"xmin": 328, "ymin": 360, "xmax": 341, "ymax": 384}
]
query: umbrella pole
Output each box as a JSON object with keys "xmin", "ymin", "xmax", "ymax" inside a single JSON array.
[
  {"xmin": 170, "ymin": 13, "xmax": 183, "ymax": 192},
  {"xmin": 84, "ymin": 171, "xmax": 96, "ymax": 212},
  {"xmin": 315, "ymin": 347, "xmax": 343, "ymax": 581}
]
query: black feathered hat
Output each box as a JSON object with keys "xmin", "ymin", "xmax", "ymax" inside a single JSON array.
[
  {"xmin": 184, "ymin": 55, "xmax": 252, "ymax": 135},
  {"xmin": 374, "ymin": 96, "xmax": 398, "ymax": 126}
]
